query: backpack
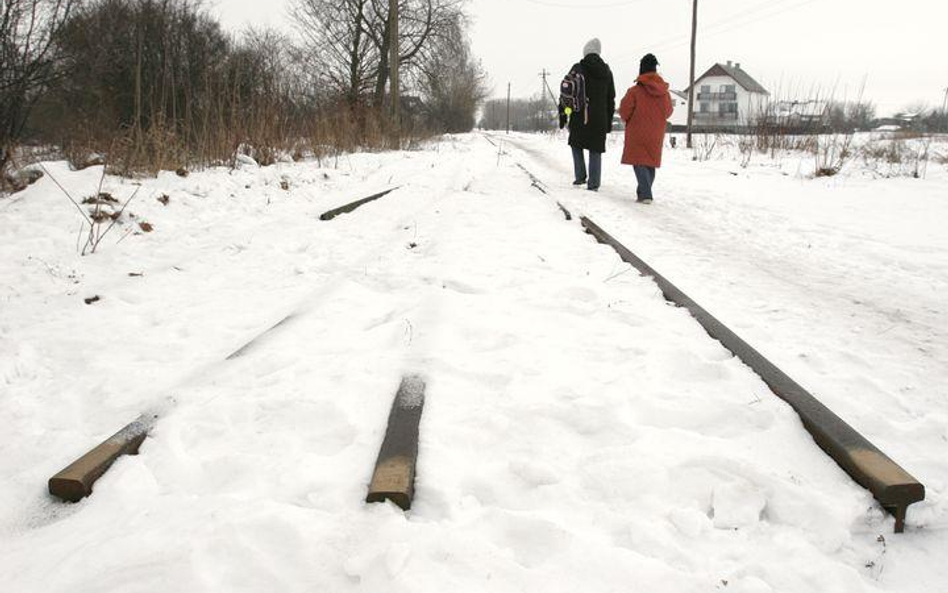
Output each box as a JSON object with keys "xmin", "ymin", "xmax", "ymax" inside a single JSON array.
[{"xmin": 559, "ymin": 66, "xmax": 588, "ymax": 125}]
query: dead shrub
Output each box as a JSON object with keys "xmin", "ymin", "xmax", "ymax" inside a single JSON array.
[
  {"xmin": 860, "ymin": 136, "xmax": 933, "ymax": 178},
  {"xmin": 692, "ymin": 133, "xmax": 720, "ymax": 162},
  {"xmin": 814, "ymin": 132, "xmax": 855, "ymax": 177}
]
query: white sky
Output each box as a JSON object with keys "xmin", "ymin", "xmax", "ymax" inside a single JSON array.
[{"xmin": 209, "ymin": 0, "xmax": 947, "ymax": 116}]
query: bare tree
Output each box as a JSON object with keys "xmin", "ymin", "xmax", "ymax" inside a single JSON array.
[
  {"xmin": 291, "ymin": 0, "xmax": 378, "ymax": 106},
  {"xmin": 366, "ymin": 0, "xmax": 464, "ymax": 105},
  {"xmin": 847, "ymin": 100, "xmax": 876, "ymax": 131},
  {"xmin": 416, "ymin": 16, "xmax": 487, "ymax": 133},
  {"xmin": 291, "ymin": 0, "xmax": 464, "ymax": 108},
  {"xmin": 479, "ymin": 96, "xmax": 554, "ymax": 133},
  {"xmin": 6, "ymin": 0, "xmax": 480, "ymax": 178},
  {"xmin": 826, "ymin": 99, "xmax": 878, "ymax": 132},
  {"xmin": 0, "ymin": 0, "xmax": 80, "ymax": 178}
]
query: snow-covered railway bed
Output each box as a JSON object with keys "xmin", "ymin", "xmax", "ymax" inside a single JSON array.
[
  {"xmin": 2, "ymin": 134, "xmax": 943, "ymax": 592},
  {"xmin": 1, "ymin": 140, "xmax": 476, "ymax": 525},
  {"xmin": 43, "ymin": 182, "xmax": 440, "ymax": 504},
  {"xmin": 506, "ymin": 154, "xmax": 924, "ymax": 533}
]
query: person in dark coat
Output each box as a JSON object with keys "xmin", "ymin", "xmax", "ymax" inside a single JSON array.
[
  {"xmin": 618, "ymin": 53, "xmax": 673, "ymax": 204},
  {"xmin": 559, "ymin": 38, "xmax": 616, "ymax": 191}
]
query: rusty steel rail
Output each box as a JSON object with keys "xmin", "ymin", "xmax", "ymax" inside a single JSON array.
[
  {"xmin": 48, "ymin": 183, "xmax": 428, "ymax": 503},
  {"xmin": 225, "ymin": 313, "xmax": 296, "ymax": 360},
  {"xmin": 49, "ymin": 414, "xmax": 158, "ymax": 502},
  {"xmin": 366, "ymin": 375, "xmax": 426, "ymax": 510},
  {"xmin": 48, "ymin": 307, "xmax": 296, "ymax": 501},
  {"xmin": 581, "ymin": 215, "xmax": 924, "ymax": 532},
  {"xmin": 515, "ymin": 162, "xmax": 548, "ymax": 195},
  {"xmin": 319, "ymin": 187, "xmax": 400, "ymax": 221},
  {"xmin": 514, "ymin": 162, "xmax": 572, "ymax": 220}
]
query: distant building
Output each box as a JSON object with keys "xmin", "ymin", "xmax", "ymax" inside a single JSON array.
[
  {"xmin": 873, "ymin": 112, "xmax": 923, "ymax": 133},
  {"xmin": 668, "ymin": 90, "xmax": 690, "ymax": 129},
  {"xmin": 683, "ymin": 61, "xmax": 769, "ymax": 129},
  {"xmin": 764, "ymin": 99, "xmax": 830, "ymax": 129}
]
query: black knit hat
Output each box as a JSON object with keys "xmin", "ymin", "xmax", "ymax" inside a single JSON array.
[{"xmin": 640, "ymin": 53, "xmax": 659, "ymax": 75}]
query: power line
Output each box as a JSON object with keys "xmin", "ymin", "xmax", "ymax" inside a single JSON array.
[
  {"xmin": 615, "ymin": 0, "xmax": 808, "ymax": 60},
  {"xmin": 520, "ymin": 0, "xmax": 650, "ymax": 9},
  {"xmin": 539, "ymin": 69, "xmax": 558, "ymax": 106},
  {"xmin": 613, "ymin": 0, "xmax": 818, "ymax": 64}
]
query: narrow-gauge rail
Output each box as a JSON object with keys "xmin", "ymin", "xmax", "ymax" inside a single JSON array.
[
  {"xmin": 319, "ymin": 187, "xmax": 400, "ymax": 221},
  {"xmin": 515, "ymin": 161, "xmax": 571, "ymax": 220},
  {"xmin": 48, "ymin": 414, "xmax": 158, "ymax": 502},
  {"xmin": 366, "ymin": 375, "xmax": 427, "ymax": 510},
  {"xmin": 512, "ymin": 158, "xmax": 925, "ymax": 533},
  {"xmin": 47, "ymin": 158, "xmax": 926, "ymax": 534},
  {"xmin": 47, "ymin": 183, "xmax": 435, "ymax": 504}
]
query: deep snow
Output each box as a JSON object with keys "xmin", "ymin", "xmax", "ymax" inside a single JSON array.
[{"xmin": 1, "ymin": 133, "xmax": 945, "ymax": 592}]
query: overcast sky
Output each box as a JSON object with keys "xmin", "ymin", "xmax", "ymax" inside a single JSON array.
[{"xmin": 209, "ymin": 0, "xmax": 947, "ymax": 115}]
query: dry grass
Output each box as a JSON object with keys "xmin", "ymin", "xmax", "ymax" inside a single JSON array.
[{"xmin": 859, "ymin": 136, "xmax": 934, "ymax": 178}]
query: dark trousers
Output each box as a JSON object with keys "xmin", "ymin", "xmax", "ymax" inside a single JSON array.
[
  {"xmin": 633, "ymin": 165, "xmax": 656, "ymax": 199},
  {"xmin": 571, "ymin": 146, "xmax": 602, "ymax": 189}
]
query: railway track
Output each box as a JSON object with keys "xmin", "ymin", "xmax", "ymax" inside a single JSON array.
[
  {"xmin": 47, "ymin": 146, "xmax": 925, "ymax": 535},
  {"xmin": 499, "ymin": 142, "xmax": 925, "ymax": 533},
  {"xmin": 48, "ymin": 184, "xmax": 432, "ymax": 504}
]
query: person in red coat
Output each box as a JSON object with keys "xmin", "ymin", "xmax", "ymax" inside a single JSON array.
[{"xmin": 618, "ymin": 54, "xmax": 673, "ymax": 203}]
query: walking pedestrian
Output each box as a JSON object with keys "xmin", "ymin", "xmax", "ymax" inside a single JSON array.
[
  {"xmin": 558, "ymin": 38, "xmax": 616, "ymax": 191},
  {"xmin": 618, "ymin": 53, "xmax": 673, "ymax": 203}
]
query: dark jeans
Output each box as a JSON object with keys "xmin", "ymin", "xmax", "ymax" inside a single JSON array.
[
  {"xmin": 571, "ymin": 146, "xmax": 602, "ymax": 189},
  {"xmin": 633, "ymin": 165, "xmax": 656, "ymax": 199}
]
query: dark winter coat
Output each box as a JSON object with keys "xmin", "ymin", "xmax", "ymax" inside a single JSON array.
[
  {"xmin": 619, "ymin": 72, "xmax": 673, "ymax": 167},
  {"xmin": 562, "ymin": 54, "xmax": 616, "ymax": 154}
]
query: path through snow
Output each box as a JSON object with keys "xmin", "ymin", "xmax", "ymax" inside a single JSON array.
[{"xmin": 0, "ymin": 134, "xmax": 944, "ymax": 592}]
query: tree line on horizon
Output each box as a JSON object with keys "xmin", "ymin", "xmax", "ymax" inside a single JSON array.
[{"xmin": 1, "ymin": 0, "xmax": 489, "ymax": 184}]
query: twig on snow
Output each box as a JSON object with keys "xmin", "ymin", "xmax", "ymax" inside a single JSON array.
[{"xmin": 38, "ymin": 162, "xmax": 92, "ymax": 225}]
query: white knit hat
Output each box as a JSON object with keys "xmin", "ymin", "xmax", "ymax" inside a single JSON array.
[{"xmin": 583, "ymin": 38, "xmax": 601, "ymax": 57}]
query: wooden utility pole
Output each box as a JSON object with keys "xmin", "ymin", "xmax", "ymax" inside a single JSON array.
[
  {"xmin": 943, "ymin": 87, "xmax": 948, "ymax": 132},
  {"xmin": 540, "ymin": 69, "xmax": 558, "ymax": 105},
  {"xmin": 540, "ymin": 69, "xmax": 558, "ymax": 129},
  {"xmin": 506, "ymin": 82, "xmax": 511, "ymax": 134},
  {"xmin": 390, "ymin": 0, "xmax": 400, "ymax": 146},
  {"xmin": 686, "ymin": 0, "xmax": 698, "ymax": 149}
]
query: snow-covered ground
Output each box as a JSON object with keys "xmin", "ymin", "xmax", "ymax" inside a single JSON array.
[{"xmin": 1, "ymin": 133, "xmax": 945, "ymax": 592}]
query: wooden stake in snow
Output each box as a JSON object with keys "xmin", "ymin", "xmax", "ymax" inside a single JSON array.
[{"xmin": 366, "ymin": 375, "xmax": 426, "ymax": 510}]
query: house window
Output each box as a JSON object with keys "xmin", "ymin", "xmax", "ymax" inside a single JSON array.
[
  {"xmin": 701, "ymin": 85, "xmax": 711, "ymax": 94},
  {"xmin": 723, "ymin": 84, "xmax": 736, "ymax": 93},
  {"xmin": 700, "ymin": 102, "xmax": 710, "ymax": 113},
  {"xmin": 724, "ymin": 102, "xmax": 738, "ymax": 113}
]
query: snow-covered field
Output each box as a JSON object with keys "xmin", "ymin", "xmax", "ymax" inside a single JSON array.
[{"xmin": 1, "ymin": 133, "xmax": 945, "ymax": 592}]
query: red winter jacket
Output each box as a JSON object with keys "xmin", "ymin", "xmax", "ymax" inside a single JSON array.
[{"xmin": 618, "ymin": 73, "xmax": 673, "ymax": 168}]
